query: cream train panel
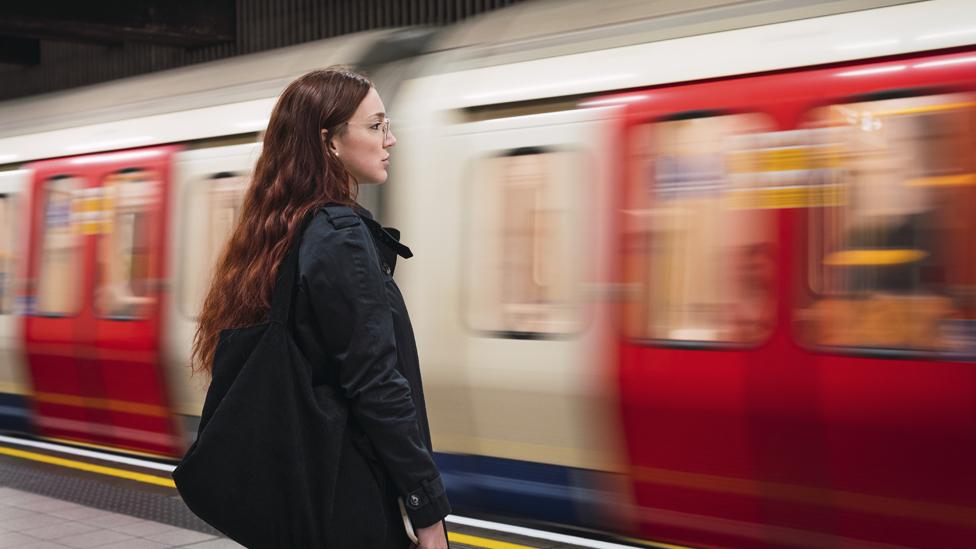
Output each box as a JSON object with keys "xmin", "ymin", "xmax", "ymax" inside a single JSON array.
[
  {"xmin": 164, "ymin": 144, "xmax": 262, "ymax": 421},
  {"xmin": 0, "ymin": 170, "xmax": 29, "ymax": 396},
  {"xmin": 390, "ymin": 103, "xmax": 624, "ymax": 471},
  {"xmin": 424, "ymin": 0, "xmax": 976, "ymax": 109}
]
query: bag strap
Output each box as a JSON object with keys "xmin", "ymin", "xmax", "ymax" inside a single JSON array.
[{"xmin": 269, "ymin": 210, "xmax": 317, "ymax": 325}]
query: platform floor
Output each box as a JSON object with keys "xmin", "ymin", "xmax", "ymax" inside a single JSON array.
[
  {"xmin": 0, "ymin": 486, "xmax": 235, "ymax": 548},
  {"xmin": 0, "ymin": 434, "xmax": 646, "ymax": 549}
]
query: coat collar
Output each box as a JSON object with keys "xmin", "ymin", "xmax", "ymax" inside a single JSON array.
[{"xmin": 352, "ymin": 203, "xmax": 414, "ymax": 263}]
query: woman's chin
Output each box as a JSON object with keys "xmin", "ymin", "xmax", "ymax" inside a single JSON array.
[{"xmin": 356, "ymin": 173, "xmax": 387, "ymax": 185}]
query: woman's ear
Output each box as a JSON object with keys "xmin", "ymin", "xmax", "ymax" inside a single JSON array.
[{"xmin": 321, "ymin": 129, "xmax": 339, "ymax": 156}]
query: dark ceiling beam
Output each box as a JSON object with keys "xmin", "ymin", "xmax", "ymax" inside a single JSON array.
[
  {"xmin": 0, "ymin": 18, "xmax": 125, "ymax": 47},
  {"xmin": 0, "ymin": 1, "xmax": 235, "ymax": 47},
  {"xmin": 0, "ymin": 36, "xmax": 40, "ymax": 66}
]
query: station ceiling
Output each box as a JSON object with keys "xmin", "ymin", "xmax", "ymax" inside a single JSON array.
[{"xmin": 0, "ymin": 0, "xmax": 523, "ymax": 101}]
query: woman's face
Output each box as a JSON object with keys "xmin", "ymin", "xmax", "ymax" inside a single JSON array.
[{"xmin": 329, "ymin": 87, "xmax": 397, "ymax": 184}]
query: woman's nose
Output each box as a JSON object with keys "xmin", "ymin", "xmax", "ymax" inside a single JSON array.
[{"xmin": 385, "ymin": 129, "xmax": 397, "ymax": 148}]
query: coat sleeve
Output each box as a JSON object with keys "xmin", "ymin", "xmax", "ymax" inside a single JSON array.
[{"xmin": 299, "ymin": 216, "xmax": 451, "ymax": 528}]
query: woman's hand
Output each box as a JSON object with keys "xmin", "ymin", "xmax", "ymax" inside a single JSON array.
[{"xmin": 413, "ymin": 520, "xmax": 448, "ymax": 549}]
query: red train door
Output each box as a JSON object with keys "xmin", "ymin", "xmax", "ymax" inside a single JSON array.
[
  {"xmin": 24, "ymin": 146, "xmax": 180, "ymax": 456},
  {"xmin": 611, "ymin": 49, "xmax": 976, "ymax": 548},
  {"xmin": 614, "ymin": 90, "xmax": 789, "ymax": 548}
]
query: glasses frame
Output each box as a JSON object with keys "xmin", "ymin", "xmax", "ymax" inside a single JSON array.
[
  {"xmin": 331, "ymin": 118, "xmax": 392, "ymax": 142},
  {"xmin": 375, "ymin": 118, "xmax": 391, "ymax": 142}
]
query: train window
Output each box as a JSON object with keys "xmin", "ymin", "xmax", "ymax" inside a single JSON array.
[
  {"xmin": 34, "ymin": 176, "xmax": 83, "ymax": 316},
  {"xmin": 0, "ymin": 195, "xmax": 16, "ymax": 314},
  {"xmin": 463, "ymin": 148, "xmax": 584, "ymax": 337},
  {"xmin": 180, "ymin": 172, "xmax": 248, "ymax": 318},
  {"xmin": 797, "ymin": 93, "xmax": 976, "ymax": 358},
  {"xmin": 95, "ymin": 170, "xmax": 160, "ymax": 319},
  {"xmin": 623, "ymin": 113, "xmax": 776, "ymax": 345}
]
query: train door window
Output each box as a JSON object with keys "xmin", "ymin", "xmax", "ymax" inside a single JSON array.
[
  {"xmin": 35, "ymin": 175, "xmax": 83, "ymax": 316},
  {"xmin": 463, "ymin": 148, "xmax": 584, "ymax": 336},
  {"xmin": 623, "ymin": 113, "xmax": 776, "ymax": 344},
  {"xmin": 95, "ymin": 169, "xmax": 160, "ymax": 319},
  {"xmin": 0, "ymin": 195, "xmax": 16, "ymax": 314},
  {"xmin": 797, "ymin": 93, "xmax": 976, "ymax": 358},
  {"xmin": 180, "ymin": 172, "xmax": 248, "ymax": 318}
]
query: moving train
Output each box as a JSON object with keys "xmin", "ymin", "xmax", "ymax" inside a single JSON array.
[{"xmin": 0, "ymin": 0, "xmax": 974, "ymax": 546}]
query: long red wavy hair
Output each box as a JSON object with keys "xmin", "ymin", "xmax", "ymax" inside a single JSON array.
[{"xmin": 191, "ymin": 67, "xmax": 372, "ymax": 377}]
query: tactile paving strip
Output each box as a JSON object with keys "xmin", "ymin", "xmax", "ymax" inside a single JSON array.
[{"xmin": 0, "ymin": 454, "xmax": 221, "ymax": 535}]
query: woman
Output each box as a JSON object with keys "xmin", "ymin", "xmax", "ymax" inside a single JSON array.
[{"xmin": 193, "ymin": 67, "xmax": 451, "ymax": 548}]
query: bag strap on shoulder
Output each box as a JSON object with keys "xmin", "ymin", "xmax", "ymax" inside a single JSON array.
[{"xmin": 269, "ymin": 210, "xmax": 317, "ymax": 325}]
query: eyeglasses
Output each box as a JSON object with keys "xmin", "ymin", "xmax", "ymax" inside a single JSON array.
[
  {"xmin": 327, "ymin": 118, "xmax": 393, "ymax": 146},
  {"xmin": 335, "ymin": 118, "xmax": 391, "ymax": 141},
  {"xmin": 371, "ymin": 118, "xmax": 391, "ymax": 142}
]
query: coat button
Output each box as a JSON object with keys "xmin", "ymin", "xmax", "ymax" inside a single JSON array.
[
  {"xmin": 409, "ymin": 494, "xmax": 421, "ymax": 507},
  {"xmin": 382, "ymin": 263, "xmax": 392, "ymax": 276}
]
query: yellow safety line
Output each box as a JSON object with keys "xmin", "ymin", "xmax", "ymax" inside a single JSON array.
[
  {"xmin": 449, "ymin": 530, "xmax": 692, "ymax": 549},
  {"xmin": 448, "ymin": 532, "xmax": 538, "ymax": 549},
  {"xmin": 43, "ymin": 436, "xmax": 174, "ymax": 460},
  {"xmin": 0, "ymin": 446, "xmax": 176, "ymax": 488}
]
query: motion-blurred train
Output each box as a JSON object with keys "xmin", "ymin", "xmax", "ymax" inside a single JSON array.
[{"xmin": 0, "ymin": 0, "xmax": 974, "ymax": 546}]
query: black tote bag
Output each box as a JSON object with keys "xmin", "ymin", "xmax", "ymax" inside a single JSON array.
[{"xmin": 173, "ymin": 213, "xmax": 347, "ymax": 548}]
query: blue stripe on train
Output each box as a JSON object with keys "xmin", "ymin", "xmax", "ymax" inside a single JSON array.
[
  {"xmin": 0, "ymin": 392, "xmax": 32, "ymax": 433},
  {"xmin": 434, "ymin": 452, "xmax": 591, "ymax": 526}
]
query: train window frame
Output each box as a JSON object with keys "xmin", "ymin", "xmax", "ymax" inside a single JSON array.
[
  {"xmin": 793, "ymin": 90, "xmax": 976, "ymax": 361},
  {"xmin": 459, "ymin": 145, "xmax": 590, "ymax": 340},
  {"xmin": 0, "ymin": 193, "xmax": 18, "ymax": 315},
  {"xmin": 93, "ymin": 168, "xmax": 159, "ymax": 321},
  {"xmin": 32, "ymin": 174, "xmax": 84, "ymax": 318},
  {"xmin": 622, "ymin": 109, "xmax": 780, "ymax": 351},
  {"xmin": 178, "ymin": 171, "xmax": 249, "ymax": 320}
]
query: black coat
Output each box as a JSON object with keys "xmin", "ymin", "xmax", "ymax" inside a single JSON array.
[{"xmin": 291, "ymin": 203, "xmax": 451, "ymax": 547}]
